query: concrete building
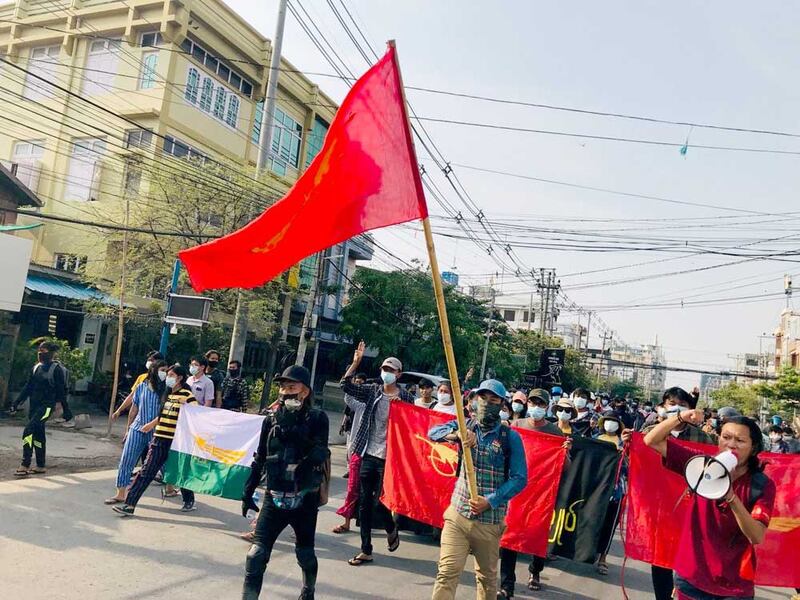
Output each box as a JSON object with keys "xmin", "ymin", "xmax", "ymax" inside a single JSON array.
[
  {"xmin": 608, "ymin": 343, "xmax": 666, "ymax": 398},
  {"xmin": 774, "ymin": 309, "xmax": 800, "ymax": 370}
]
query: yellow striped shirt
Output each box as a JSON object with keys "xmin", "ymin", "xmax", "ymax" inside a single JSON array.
[{"xmin": 154, "ymin": 388, "xmax": 197, "ymax": 440}]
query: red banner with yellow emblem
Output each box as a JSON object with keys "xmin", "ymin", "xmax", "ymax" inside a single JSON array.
[{"xmin": 382, "ymin": 402, "xmax": 566, "ymax": 556}]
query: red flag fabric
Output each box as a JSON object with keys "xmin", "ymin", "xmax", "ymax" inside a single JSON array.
[
  {"xmin": 179, "ymin": 46, "xmax": 427, "ymax": 291},
  {"xmin": 381, "ymin": 403, "xmax": 566, "ymax": 556},
  {"xmin": 625, "ymin": 433, "xmax": 800, "ymax": 588}
]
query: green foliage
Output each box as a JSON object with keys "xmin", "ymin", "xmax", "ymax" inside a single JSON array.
[
  {"xmin": 14, "ymin": 336, "xmax": 92, "ymax": 389},
  {"xmin": 754, "ymin": 366, "xmax": 800, "ymax": 406},
  {"xmin": 607, "ymin": 378, "xmax": 645, "ymax": 399},
  {"xmin": 710, "ymin": 382, "xmax": 761, "ymax": 416}
]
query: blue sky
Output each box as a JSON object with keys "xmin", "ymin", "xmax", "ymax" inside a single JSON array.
[{"xmin": 229, "ymin": 0, "xmax": 800, "ymax": 388}]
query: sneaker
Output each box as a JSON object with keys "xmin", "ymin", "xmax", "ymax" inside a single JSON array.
[
  {"xmin": 180, "ymin": 501, "xmax": 197, "ymax": 512},
  {"xmin": 112, "ymin": 504, "xmax": 135, "ymax": 517},
  {"xmin": 61, "ymin": 419, "xmax": 76, "ymax": 428}
]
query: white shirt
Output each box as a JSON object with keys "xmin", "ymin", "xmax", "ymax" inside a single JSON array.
[
  {"xmin": 432, "ymin": 402, "xmax": 457, "ymax": 416},
  {"xmin": 415, "ymin": 397, "xmax": 435, "ymax": 409}
]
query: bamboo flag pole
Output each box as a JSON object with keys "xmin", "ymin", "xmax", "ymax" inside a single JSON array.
[
  {"xmin": 389, "ymin": 40, "xmax": 478, "ymax": 499},
  {"xmin": 106, "ymin": 196, "xmax": 129, "ymax": 437}
]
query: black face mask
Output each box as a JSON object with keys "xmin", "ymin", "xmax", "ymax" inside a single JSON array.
[
  {"xmin": 208, "ymin": 360, "xmax": 219, "ymax": 369},
  {"xmin": 38, "ymin": 351, "xmax": 51, "ymax": 363},
  {"xmin": 228, "ymin": 368, "xmax": 239, "ymax": 377}
]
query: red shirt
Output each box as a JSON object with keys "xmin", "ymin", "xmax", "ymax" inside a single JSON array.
[{"xmin": 664, "ymin": 438, "xmax": 776, "ymax": 598}]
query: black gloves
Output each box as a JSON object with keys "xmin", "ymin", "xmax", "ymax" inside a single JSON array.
[{"xmin": 242, "ymin": 495, "xmax": 260, "ymax": 518}]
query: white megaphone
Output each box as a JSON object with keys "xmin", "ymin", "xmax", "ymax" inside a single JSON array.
[{"xmin": 683, "ymin": 450, "xmax": 738, "ymax": 500}]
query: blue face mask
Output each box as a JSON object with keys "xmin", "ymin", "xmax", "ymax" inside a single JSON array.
[
  {"xmin": 512, "ymin": 401, "xmax": 525, "ymax": 414},
  {"xmin": 499, "ymin": 409, "xmax": 510, "ymax": 421},
  {"xmin": 528, "ymin": 406, "xmax": 546, "ymax": 420}
]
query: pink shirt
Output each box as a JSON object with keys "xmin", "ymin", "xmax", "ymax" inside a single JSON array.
[{"xmin": 187, "ymin": 374, "xmax": 215, "ymax": 407}]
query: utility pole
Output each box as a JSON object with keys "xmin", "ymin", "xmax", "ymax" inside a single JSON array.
[
  {"xmin": 480, "ymin": 284, "xmax": 496, "ymax": 380},
  {"xmin": 538, "ymin": 268, "xmax": 545, "ymax": 335},
  {"xmin": 295, "ymin": 253, "xmax": 324, "ymax": 366},
  {"xmin": 527, "ymin": 291, "xmax": 533, "ymax": 332},
  {"xmin": 584, "ymin": 310, "xmax": 592, "ymax": 352}
]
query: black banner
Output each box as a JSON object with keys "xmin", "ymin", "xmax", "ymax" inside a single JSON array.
[
  {"xmin": 538, "ymin": 348, "xmax": 565, "ymax": 385},
  {"xmin": 547, "ymin": 437, "xmax": 619, "ymax": 563}
]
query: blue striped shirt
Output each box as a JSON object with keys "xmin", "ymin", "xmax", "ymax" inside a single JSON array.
[{"xmin": 130, "ymin": 381, "xmax": 162, "ymax": 431}]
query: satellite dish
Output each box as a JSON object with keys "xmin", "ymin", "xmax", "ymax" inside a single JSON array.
[{"xmin": 683, "ymin": 450, "xmax": 738, "ymax": 500}]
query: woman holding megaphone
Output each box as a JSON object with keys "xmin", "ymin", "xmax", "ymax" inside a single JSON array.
[{"xmin": 644, "ymin": 409, "xmax": 775, "ymax": 600}]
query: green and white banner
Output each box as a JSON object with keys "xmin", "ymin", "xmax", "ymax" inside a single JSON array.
[{"xmin": 164, "ymin": 404, "xmax": 264, "ymax": 500}]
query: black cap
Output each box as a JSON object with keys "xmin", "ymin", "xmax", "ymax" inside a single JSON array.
[{"xmin": 274, "ymin": 365, "xmax": 311, "ymax": 388}]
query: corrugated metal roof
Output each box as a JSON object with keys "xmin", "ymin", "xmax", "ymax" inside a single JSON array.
[{"xmin": 25, "ymin": 274, "xmax": 115, "ymax": 304}]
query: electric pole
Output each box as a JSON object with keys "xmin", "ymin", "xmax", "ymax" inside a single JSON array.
[
  {"xmin": 295, "ymin": 253, "xmax": 324, "ymax": 366},
  {"xmin": 480, "ymin": 282, "xmax": 496, "ymax": 380}
]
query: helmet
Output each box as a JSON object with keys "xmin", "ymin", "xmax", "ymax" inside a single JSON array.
[{"xmin": 551, "ymin": 386, "xmax": 563, "ymax": 396}]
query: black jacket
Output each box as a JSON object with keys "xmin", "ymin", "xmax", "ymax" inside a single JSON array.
[
  {"xmin": 244, "ymin": 405, "xmax": 329, "ymax": 498},
  {"xmin": 15, "ymin": 362, "xmax": 66, "ymax": 410}
]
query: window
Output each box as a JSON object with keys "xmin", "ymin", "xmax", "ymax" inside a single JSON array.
[
  {"xmin": 522, "ymin": 310, "xmax": 530, "ymax": 322},
  {"xmin": 139, "ymin": 51, "xmax": 158, "ymax": 89},
  {"xmin": 204, "ymin": 55, "xmax": 219, "ymax": 73},
  {"xmin": 225, "ymin": 95, "xmax": 239, "ymax": 128},
  {"xmin": 64, "ymin": 138, "xmax": 105, "ymax": 201},
  {"xmin": 191, "ymin": 44, "xmax": 206, "ymax": 63},
  {"xmin": 269, "ymin": 107, "xmax": 302, "ymax": 174},
  {"xmin": 54, "ymin": 253, "xmax": 87, "ymax": 273},
  {"xmin": 140, "ymin": 32, "xmax": 163, "ymax": 47},
  {"xmin": 162, "ymin": 135, "xmax": 206, "ymax": 162},
  {"xmin": 180, "ymin": 36, "xmax": 255, "ymax": 97},
  {"xmin": 305, "ymin": 117, "xmax": 329, "ymax": 167},
  {"xmin": 185, "ymin": 67, "xmax": 200, "ymax": 103},
  {"xmin": 180, "ymin": 38, "xmax": 192, "ymax": 53},
  {"xmin": 241, "ymin": 80, "xmax": 253, "ymax": 97},
  {"xmin": 122, "ymin": 157, "xmax": 142, "ymax": 195},
  {"xmin": 252, "ymin": 100, "xmax": 264, "ymax": 143},
  {"xmin": 11, "ymin": 140, "xmax": 45, "ymax": 191},
  {"xmin": 124, "ymin": 129, "xmax": 153, "ymax": 149},
  {"xmin": 218, "ymin": 63, "xmax": 230, "ymax": 81},
  {"xmin": 198, "ymin": 77, "xmax": 214, "ymax": 112},
  {"xmin": 24, "ymin": 45, "xmax": 60, "ymax": 100},
  {"xmin": 503, "ymin": 309, "xmax": 516, "ymax": 322},
  {"xmin": 82, "ymin": 39, "xmax": 120, "ymax": 95},
  {"xmin": 212, "ymin": 86, "xmax": 226, "ymax": 119},
  {"xmin": 230, "ymin": 72, "xmax": 241, "ymax": 89}
]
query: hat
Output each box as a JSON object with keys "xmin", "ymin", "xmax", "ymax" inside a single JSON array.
[
  {"xmin": 554, "ymin": 397, "xmax": 576, "ymax": 416},
  {"xmin": 551, "ymin": 386, "xmax": 563, "ymax": 396},
  {"xmin": 528, "ymin": 388, "xmax": 550, "ymax": 404},
  {"xmin": 381, "ymin": 357, "xmax": 402, "ymax": 371},
  {"xmin": 474, "ymin": 379, "xmax": 507, "ymax": 399},
  {"xmin": 274, "ymin": 365, "xmax": 311, "ymax": 388},
  {"xmin": 598, "ymin": 414, "xmax": 622, "ymax": 431},
  {"xmin": 717, "ymin": 406, "xmax": 741, "ymax": 420}
]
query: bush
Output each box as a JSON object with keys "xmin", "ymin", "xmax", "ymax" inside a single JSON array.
[{"xmin": 10, "ymin": 336, "xmax": 92, "ymax": 391}]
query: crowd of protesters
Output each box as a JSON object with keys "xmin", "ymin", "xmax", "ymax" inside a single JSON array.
[{"xmin": 8, "ymin": 337, "xmax": 798, "ymax": 600}]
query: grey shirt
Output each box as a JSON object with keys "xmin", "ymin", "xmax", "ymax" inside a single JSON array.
[
  {"xmin": 514, "ymin": 418, "xmax": 564, "ymax": 436},
  {"xmin": 364, "ymin": 392, "xmax": 393, "ymax": 459}
]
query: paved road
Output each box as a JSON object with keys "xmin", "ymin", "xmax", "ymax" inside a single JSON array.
[{"xmin": 0, "ymin": 443, "xmax": 793, "ymax": 599}]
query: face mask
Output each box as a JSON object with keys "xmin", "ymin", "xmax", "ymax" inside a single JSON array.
[
  {"xmin": 228, "ymin": 369, "xmax": 239, "ymax": 377},
  {"xmin": 381, "ymin": 371, "xmax": 396, "ymax": 385},
  {"xmin": 471, "ymin": 399, "xmax": 478, "ymax": 411},
  {"xmin": 574, "ymin": 398, "xmax": 587, "ymax": 409},
  {"xmin": 603, "ymin": 420, "xmax": 620, "ymax": 434},
  {"xmin": 145, "ymin": 360, "xmax": 153, "ymax": 370},
  {"xmin": 783, "ymin": 434, "xmax": 792, "ymax": 442},
  {"xmin": 499, "ymin": 409, "xmax": 510, "ymax": 421},
  {"xmin": 769, "ymin": 433, "xmax": 781, "ymax": 441},
  {"xmin": 475, "ymin": 398, "xmax": 502, "ymax": 428},
  {"xmin": 710, "ymin": 418, "xmax": 718, "ymax": 428},
  {"xmin": 601, "ymin": 399, "xmax": 609, "ymax": 407},
  {"xmin": 281, "ymin": 393, "xmax": 303, "ymax": 411},
  {"xmin": 207, "ymin": 360, "xmax": 219, "ymax": 368},
  {"xmin": 165, "ymin": 376, "xmax": 177, "ymax": 388},
  {"xmin": 556, "ymin": 410, "xmax": 570, "ymax": 422},
  {"xmin": 438, "ymin": 392, "xmax": 452, "ymax": 404},
  {"xmin": 38, "ymin": 351, "xmax": 51, "ymax": 362},
  {"xmin": 666, "ymin": 406, "xmax": 681, "ymax": 416},
  {"xmin": 643, "ymin": 407, "xmax": 652, "ymax": 414},
  {"xmin": 657, "ymin": 407, "xmax": 667, "ymax": 418},
  {"xmin": 528, "ymin": 406, "xmax": 546, "ymax": 420},
  {"xmin": 157, "ymin": 370, "xmax": 167, "ymax": 382},
  {"xmin": 512, "ymin": 401, "xmax": 525, "ymax": 414},
  {"xmin": 189, "ymin": 365, "xmax": 201, "ymax": 376}
]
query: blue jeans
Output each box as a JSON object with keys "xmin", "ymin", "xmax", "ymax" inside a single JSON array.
[{"xmin": 674, "ymin": 575, "xmax": 753, "ymax": 600}]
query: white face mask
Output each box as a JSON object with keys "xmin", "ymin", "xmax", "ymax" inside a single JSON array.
[
  {"xmin": 157, "ymin": 370, "xmax": 167, "ymax": 382},
  {"xmin": 603, "ymin": 420, "xmax": 620, "ymax": 434},
  {"xmin": 657, "ymin": 407, "xmax": 667, "ymax": 418},
  {"xmin": 145, "ymin": 360, "xmax": 153, "ymax": 370},
  {"xmin": 512, "ymin": 401, "xmax": 525, "ymax": 413},
  {"xmin": 499, "ymin": 410, "xmax": 510, "ymax": 421},
  {"xmin": 556, "ymin": 410, "xmax": 570, "ymax": 422},
  {"xmin": 528, "ymin": 406, "xmax": 546, "ymax": 420},
  {"xmin": 782, "ymin": 434, "xmax": 792, "ymax": 442},
  {"xmin": 666, "ymin": 405, "xmax": 681, "ymax": 417},
  {"xmin": 769, "ymin": 433, "xmax": 781, "ymax": 441},
  {"xmin": 381, "ymin": 371, "xmax": 396, "ymax": 385},
  {"xmin": 438, "ymin": 392, "xmax": 452, "ymax": 404},
  {"xmin": 189, "ymin": 365, "xmax": 201, "ymax": 376},
  {"xmin": 284, "ymin": 398, "xmax": 303, "ymax": 411},
  {"xmin": 574, "ymin": 398, "xmax": 587, "ymax": 410},
  {"xmin": 601, "ymin": 399, "xmax": 609, "ymax": 407},
  {"xmin": 165, "ymin": 376, "xmax": 177, "ymax": 389}
]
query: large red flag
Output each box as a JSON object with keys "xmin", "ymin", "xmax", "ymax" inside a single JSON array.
[
  {"xmin": 382, "ymin": 403, "xmax": 566, "ymax": 556},
  {"xmin": 179, "ymin": 46, "xmax": 427, "ymax": 291},
  {"xmin": 625, "ymin": 433, "xmax": 800, "ymax": 588}
]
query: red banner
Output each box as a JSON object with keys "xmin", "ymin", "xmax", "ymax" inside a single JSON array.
[
  {"xmin": 179, "ymin": 46, "xmax": 427, "ymax": 291},
  {"xmin": 382, "ymin": 403, "xmax": 566, "ymax": 556},
  {"xmin": 625, "ymin": 433, "xmax": 800, "ymax": 587}
]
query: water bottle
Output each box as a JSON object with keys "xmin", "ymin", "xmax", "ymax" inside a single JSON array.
[{"xmin": 246, "ymin": 490, "xmax": 261, "ymax": 520}]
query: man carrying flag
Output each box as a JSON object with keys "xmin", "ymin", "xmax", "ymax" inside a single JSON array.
[
  {"xmin": 241, "ymin": 365, "xmax": 329, "ymax": 600},
  {"xmin": 428, "ymin": 378, "xmax": 527, "ymax": 600}
]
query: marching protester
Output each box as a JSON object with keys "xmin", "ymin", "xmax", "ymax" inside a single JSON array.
[
  {"xmin": 433, "ymin": 380, "xmax": 457, "ymax": 415},
  {"xmin": 340, "ymin": 341, "xmax": 413, "ymax": 566},
  {"xmin": 112, "ymin": 364, "xmax": 198, "ymax": 516},
  {"xmin": 204, "ymin": 349, "xmax": 224, "ymax": 408},
  {"xmin": 111, "ymin": 350, "xmax": 164, "ymax": 421},
  {"xmin": 500, "ymin": 398, "xmax": 512, "ymax": 424},
  {"xmin": 548, "ymin": 385, "xmax": 563, "ymax": 417},
  {"xmin": 593, "ymin": 414, "xmax": 626, "ymax": 577},
  {"xmin": 570, "ymin": 388, "xmax": 594, "ymax": 436},
  {"xmin": 644, "ymin": 410, "xmax": 775, "ymax": 600},
  {"xmin": 221, "ymin": 359, "xmax": 250, "ymax": 412},
  {"xmin": 333, "ymin": 371, "xmax": 368, "ymax": 535},
  {"xmin": 767, "ymin": 425, "xmax": 791, "ymax": 453},
  {"xmin": 782, "ymin": 426, "xmax": 799, "ymax": 453},
  {"xmin": 340, "ymin": 372, "xmax": 367, "ymax": 477},
  {"xmin": 11, "ymin": 341, "xmax": 67, "ymax": 476},
  {"xmin": 187, "ymin": 355, "xmax": 216, "ymax": 407},
  {"xmin": 554, "ymin": 397, "xmax": 578, "ymax": 436},
  {"xmin": 509, "ymin": 390, "xmax": 527, "ymax": 422},
  {"xmin": 428, "ymin": 378, "xmax": 527, "ymax": 599},
  {"xmin": 497, "ymin": 388, "xmax": 571, "ymax": 596},
  {"xmin": 415, "ymin": 379, "xmax": 437, "ymax": 409},
  {"xmin": 241, "ymin": 365, "xmax": 329, "ymax": 600},
  {"xmin": 105, "ymin": 359, "xmax": 167, "ymax": 504}
]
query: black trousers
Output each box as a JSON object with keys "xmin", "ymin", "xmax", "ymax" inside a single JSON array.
[
  {"xmin": 652, "ymin": 565, "xmax": 675, "ymax": 600},
  {"xmin": 499, "ymin": 547, "xmax": 544, "ymax": 595},
  {"xmin": 358, "ymin": 454, "xmax": 396, "ymax": 555},
  {"xmin": 125, "ymin": 437, "xmax": 193, "ymax": 507},
  {"xmin": 243, "ymin": 492, "xmax": 320, "ymax": 599},
  {"xmin": 21, "ymin": 404, "xmax": 52, "ymax": 468}
]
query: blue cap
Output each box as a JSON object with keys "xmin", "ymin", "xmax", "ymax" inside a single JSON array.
[
  {"xmin": 772, "ymin": 415, "xmax": 783, "ymax": 425},
  {"xmin": 551, "ymin": 386, "xmax": 563, "ymax": 396},
  {"xmin": 474, "ymin": 379, "xmax": 507, "ymax": 399}
]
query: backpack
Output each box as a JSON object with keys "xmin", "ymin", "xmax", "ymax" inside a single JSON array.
[
  {"xmin": 456, "ymin": 423, "xmax": 512, "ymax": 481},
  {"xmin": 36, "ymin": 361, "xmax": 69, "ymax": 393}
]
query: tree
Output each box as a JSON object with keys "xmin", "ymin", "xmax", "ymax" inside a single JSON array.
[
  {"xmin": 710, "ymin": 382, "xmax": 761, "ymax": 416},
  {"xmin": 510, "ymin": 331, "xmax": 592, "ymax": 392},
  {"xmin": 11, "ymin": 336, "xmax": 92, "ymax": 391},
  {"xmin": 607, "ymin": 378, "xmax": 645, "ymax": 400},
  {"xmin": 753, "ymin": 366, "xmax": 800, "ymax": 418}
]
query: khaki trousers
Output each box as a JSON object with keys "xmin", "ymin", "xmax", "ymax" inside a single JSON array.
[{"xmin": 431, "ymin": 505, "xmax": 505, "ymax": 600}]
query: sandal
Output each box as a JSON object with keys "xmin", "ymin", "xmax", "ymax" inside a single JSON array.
[
  {"xmin": 528, "ymin": 573, "xmax": 541, "ymax": 591},
  {"xmin": 596, "ymin": 561, "xmax": 609, "ymax": 576},
  {"xmin": 13, "ymin": 467, "xmax": 30, "ymax": 477},
  {"xmin": 332, "ymin": 524, "xmax": 350, "ymax": 534},
  {"xmin": 29, "ymin": 467, "xmax": 46, "ymax": 474},
  {"xmin": 104, "ymin": 497, "xmax": 125, "ymax": 505},
  {"xmin": 387, "ymin": 529, "xmax": 400, "ymax": 553},
  {"xmin": 348, "ymin": 554, "xmax": 373, "ymax": 566},
  {"xmin": 161, "ymin": 489, "xmax": 180, "ymax": 498},
  {"xmin": 240, "ymin": 531, "xmax": 256, "ymax": 542}
]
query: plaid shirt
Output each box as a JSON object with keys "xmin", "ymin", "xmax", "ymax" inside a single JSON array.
[
  {"xmin": 340, "ymin": 377, "xmax": 413, "ymax": 457},
  {"xmin": 642, "ymin": 421, "xmax": 715, "ymax": 444}
]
